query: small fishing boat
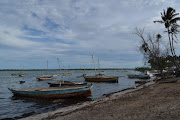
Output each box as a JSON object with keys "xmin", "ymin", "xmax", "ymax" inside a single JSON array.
[
  {"xmin": 11, "ymin": 73, "xmax": 26, "ymax": 76},
  {"xmin": 52, "ymin": 74, "xmax": 59, "ymax": 77},
  {"xmin": 159, "ymin": 79, "xmax": 177, "ymax": 84},
  {"xmin": 8, "ymin": 84, "xmax": 93, "ymax": 98},
  {"xmin": 135, "ymin": 80, "xmax": 147, "ymax": 84},
  {"xmin": 48, "ymin": 81, "xmax": 87, "ymax": 87},
  {"xmin": 37, "ymin": 76, "xmax": 53, "ymax": 81},
  {"xmin": 84, "ymin": 74, "xmax": 118, "ymax": 83},
  {"xmin": 15, "ymin": 65, "xmax": 26, "ymax": 77},
  {"xmin": 19, "ymin": 81, "xmax": 25, "ymax": 84},
  {"xmin": 128, "ymin": 71, "xmax": 150, "ymax": 79},
  {"xmin": 128, "ymin": 74, "xmax": 150, "ymax": 79},
  {"xmin": 86, "ymin": 56, "xmax": 119, "ymax": 82},
  {"xmin": 37, "ymin": 61, "xmax": 54, "ymax": 81},
  {"xmin": 83, "ymin": 56, "xmax": 118, "ymax": 83},
  {"xmin": 19, "ymin": 74, "xmax": 25, "ymax": 77}
]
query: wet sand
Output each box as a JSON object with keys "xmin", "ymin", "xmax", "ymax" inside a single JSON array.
[{"xmin": 21, "ymin": 77, "xmax": 180, "ymax": 120}]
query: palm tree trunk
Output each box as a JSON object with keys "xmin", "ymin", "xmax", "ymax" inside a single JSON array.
[
  {"xmin": 171, "ymin": 34, "xmax": 179, "ymax": 68},
  {"xmin": 168, "ymin": 29, "xmax": 173, "ymax": 56},
  {"xmin": 168, "ymin": 28, "xmax": 178, "ymax": 68}
]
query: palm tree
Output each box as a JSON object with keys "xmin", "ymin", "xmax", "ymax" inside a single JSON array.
[
  {"xmin": 154, "ymin": 7, "xmax": 180, "ymax": 28},
  {"xmin": 154, "ymin": 7, "xmax": 180, "ymax": 68},
  {"xmin": 169, "ymin": 23, "xmax": 179, "ymax": 56}
]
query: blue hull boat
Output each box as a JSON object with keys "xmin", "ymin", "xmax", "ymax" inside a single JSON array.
[{"xmin": 8, "ymin": 84, "xmax": 93, "ymax": 99}]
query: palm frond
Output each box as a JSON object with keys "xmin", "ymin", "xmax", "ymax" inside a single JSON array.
[
  {"xmin": 161, "ymin": 10, "xmax": 166, "ymax": 21},
  {"xmin": 153, "ymin": 20, "xmax": 164, "ymax": 23},
  {"xmin": 170, "ymin": 13, "xmax": 179, "ymax": 19},
  {"xmin": 170, "ymin": 17, "xmax": 180, "ymax": 24},
  {"xmin": 167, "ymin": 7, "xmax": 175, "ymax": 19}
]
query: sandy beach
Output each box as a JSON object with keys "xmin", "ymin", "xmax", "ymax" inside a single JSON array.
[{"xmin": 20, "ymin": 77, "xmax": 180, "ymax": 120}]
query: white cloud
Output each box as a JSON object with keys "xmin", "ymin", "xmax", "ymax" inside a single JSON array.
[{"xmin": 0, "ymin": 0, "xmax": 179, "ymax": 69}]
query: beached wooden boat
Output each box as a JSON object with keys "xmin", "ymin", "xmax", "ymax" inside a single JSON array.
[
  {"xmin": 84, "ymin": 74, "xmax": 118, "ymax": 83},
  {"xmin": 159, "ymin": 79, "xmax": 177, "ymax": 84},
  {"xmin": 8, "ymin": 84, "xmax": 93, "ymax": 98},
  {"xmin": 48, "ymin": 81, "xmax": 87, "ymax": 87},
  {"xmin": 128, "ymin": 74, "xmax": 150, "ymax": 79},
  {"xmin": 135, "ymin": 80, "xmax": 147, "ymax": 84},
  {"xmin": 128, "ymin": 71, "xmax": 150, "ymax": 79}
]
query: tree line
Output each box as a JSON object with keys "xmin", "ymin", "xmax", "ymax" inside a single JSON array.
[{"xmin": 135, "ymin": 7, "xmax": 180, "ymax": 76}]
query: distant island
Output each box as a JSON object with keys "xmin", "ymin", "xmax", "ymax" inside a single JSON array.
[{"xmin": 0, "ymin": 68, "xmax": 134, "ymax": 71}]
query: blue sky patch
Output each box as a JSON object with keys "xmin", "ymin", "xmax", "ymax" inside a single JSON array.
[
  {"xmin": 22, "ymin": 25, "xmax": 46, "ymax": 36},
  {"xmin": 21, "ymin": 36, "xmax": 76, "ymax": 45},
  {"xmin": 31, "ymin": 12, "xmax": 39, "ymax": 19},
  {"xmin": 43, "ymin": 18, "xmax": 60, "ymax": 30}
]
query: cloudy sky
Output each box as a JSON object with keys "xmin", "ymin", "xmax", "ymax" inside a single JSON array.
[{"xmin": 0, "ymin": 0, "xmax": 180, "ymax": 69}]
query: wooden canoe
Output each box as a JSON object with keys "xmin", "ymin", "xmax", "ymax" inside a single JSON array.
[
  {"xmin": 37, "ymin": 76, "xmax": 53, "ymax": 81},
  {"xmin": 84, "ymin": 76, "xmax": 118, "ymax": 83},
  {"xmin": 135, "ymin": 81, "xmax": 147, "ymax": 84},
  {"xmin": 8, "ymin": 84, "xmax": 93, "ymax": 99},
  {"xmin": 83, "ymin": 73, "xmax": 118, "ymax": 83},
  {"xmin": 128, "ymin": 75, "xmax": 150, "ymax": 79},
  {"xmin": 48, "ymin": 81, "xmax": 87, "ymax": 87},
  {"xmin": 159, "ymin": 80, "xmax": 177, "ymax": 84}
]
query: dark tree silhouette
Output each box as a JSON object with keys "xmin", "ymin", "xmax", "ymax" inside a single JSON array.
[
  {"xmin": 154, "ymin": 7, "xmax": 180, "ymax": 68},
  {"xmin": 135, "ymin": 28, "xmax": 169, "ymax": 76}
]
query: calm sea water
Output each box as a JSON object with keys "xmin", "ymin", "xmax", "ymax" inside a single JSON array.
[{"xmin": 0, "ymin": 70, "xmax": 140, "ymax": 120}]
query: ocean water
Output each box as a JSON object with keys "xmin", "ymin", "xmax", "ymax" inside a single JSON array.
[{"xmin": 0, "ymin": 70, "xmax": 140, "ymax": 119}]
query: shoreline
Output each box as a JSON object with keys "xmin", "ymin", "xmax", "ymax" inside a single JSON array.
[
  {"xmin": 20, "ymin": 81, "xmax": 155, "ymax": 120},
  {"xmin": 0, "ymin": 68, "xmax": 134, "ymax": 71}
]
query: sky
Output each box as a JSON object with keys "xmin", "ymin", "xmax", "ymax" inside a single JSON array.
[{"xmin": 0, "ymin": 0, "xmax": 180, "ymax": 69}]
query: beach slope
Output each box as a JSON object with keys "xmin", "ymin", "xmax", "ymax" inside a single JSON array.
[{"xmin": 21, "ymin": 78, "xmax": 180, "ymax": 120}]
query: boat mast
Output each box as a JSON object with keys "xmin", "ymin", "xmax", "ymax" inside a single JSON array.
[
  {"xmin": 57, "ymin": 58, "xmax": 64, "ymax": 82},
  {"xmin": 46, "ymin": 60, "xmax": 48, "ymax": 75},
  {"xmin": 98, "ymin": 59, "xmax": 100, "ymax": 74},
  {"xmin": 83, "ymin": 65, "xmax": 86, "ymax": 74},
  {"xmin": 57, "ymin": 58, "xmax": 61, "ymax": 73},
  {"xmin": 92, "ymin": 55, "xmax": 96, "ymax": 75},
  {"xmin": 22, "ymin": 65, "xmax": 24, "ymax": 79}
]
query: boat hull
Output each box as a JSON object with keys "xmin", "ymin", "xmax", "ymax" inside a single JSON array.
[
  {"xmin": 19, "ymin": 74, "xmax": 25, "ymax": 77},
  {"xmin": 19, "ymin": 81, "xmax": 25, "ymax": 84},
  {"xmin": 128, "ymin": 75, "xmax": 150, "ymax": 79},
  {"xmin": 48, "ymin": 81, "xmax": 87, "ymax": 87},
  {"xmin": 135, "ymin": 81, "xmax": 147, "ymax": 84},
  {"xmin": 84, "ymin": 77, "xmax": 118, "ymax": 83},
  {"xmin": 37, "ymin": 77, "xmax": 53, "ymax": 81},
  {"xmin": 159, "ymin": 80, "xmax": 177, "ymax": 84},
  {"xmin": 52, "ymin": 74, "xmax": 59, "ymax": 77},
  {"xmin": 11, "ymin": 73, "xmax": 26, "ymax": 76},
  {"xmin": 8, "ymin": 85, "xmax": 93, "ymax": 99}
]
